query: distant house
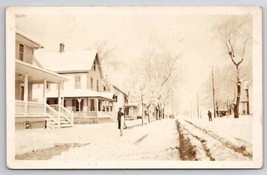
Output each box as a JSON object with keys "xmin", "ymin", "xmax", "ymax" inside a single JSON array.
[
  {"xmin": 240, "ymin": 81, "xmax": 253, "ymax": 115},
  {"xmin": 110, "ymin": 85, "xmax": 128, "ymax": 118},
  {"xmin": 34, "ymin": 44, "xmax": 114, "ymax": 124},
  {"xmin": 15, "ymin": 31, "xmax": 73, "ymax": 129},
  {"xmin": 123, "ymin": 103, "xmax": 141, "ymax": 120}
]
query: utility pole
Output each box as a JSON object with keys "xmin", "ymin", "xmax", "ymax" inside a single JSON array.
[{"xmin": 212, "ymin": 67, "xmax": 216, "ymax": 118}]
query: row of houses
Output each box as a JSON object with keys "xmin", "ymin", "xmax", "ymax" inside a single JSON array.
[{"xmin": 15, "ymin": 30, "xmax": 129, "ymax": 129}]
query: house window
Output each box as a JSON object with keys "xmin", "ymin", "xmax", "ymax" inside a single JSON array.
[
  {"xmin": 97, "ymin": 80, "xmax": 99, "ymax": 91},
  {"xmin": 19, "ymin": 44, "xmax": 24, "ymax": 61},
  {"xmin": 20, "ymin": 85, "xmax": 24, "ymax": 100},
  {"xmin": 113, "ymin": 95, "xmax": 118, "ymax": 102},
  {"xmin": 103, "ymin": 86, "xmax": 106, "ymax": 91},
  {"xmin": 91, "ymin": 78, "xmax": 93, "ymax": 89},
  {"xmin": 46, "ymin": 83, "xmax": 50, "ymax": 89},
  {"xmin": 93, "ymin": 60, "xmax": 96, "ymax": 71},
  {"xmin": 75, "ymin": 75, "xmax": 81, "ymax": 89}
]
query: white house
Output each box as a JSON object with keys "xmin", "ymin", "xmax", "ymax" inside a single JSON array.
[
  {"xmin": 34, "ymin": 44, "xmax": 115, "ymax": 124},
  {"xmin": 15, "ymin": 31, "xmax": 73, "ymax": 129}
]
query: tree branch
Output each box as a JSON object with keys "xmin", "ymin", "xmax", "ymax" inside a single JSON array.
[{"xmin": 237, "ymin": 38, "xmax": 249, "ymax": 67}]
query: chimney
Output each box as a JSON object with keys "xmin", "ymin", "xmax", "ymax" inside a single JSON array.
[{"xmin": 59, "ymin": 43, "xmax": 65, "ymax": 53}]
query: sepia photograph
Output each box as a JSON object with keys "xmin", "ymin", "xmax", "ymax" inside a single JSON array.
[{"xmin": 6, "ymin": 6, "xmax": 262, "ymax": 169}]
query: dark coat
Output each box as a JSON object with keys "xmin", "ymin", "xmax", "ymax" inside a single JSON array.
[
  {"xmin": 208, "ymin": 111, "xmax": 212, "ymax": 118},
  {"xmin": 117, "ymin": 111, "xmax": 124, "ymax": 121}
]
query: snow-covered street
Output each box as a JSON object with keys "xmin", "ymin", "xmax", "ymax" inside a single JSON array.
[
  {"xmin": 176, "ymin": 115, "xmax": 253, "ymax": 161},
  {"xmin": 15, "ymin": 116, "xmax": 253, "ymax": 161}
]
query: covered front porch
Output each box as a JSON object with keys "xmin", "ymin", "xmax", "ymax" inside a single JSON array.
[
  {"xmin": 15, "ymin": 60, "xmax": 73, "ymax": 129},
  {"xmin": 46, "ymin": 89, "xmax": 115, "ymax": 124}
]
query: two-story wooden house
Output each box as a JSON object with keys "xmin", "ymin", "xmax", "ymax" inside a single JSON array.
[
  {"xmin": 34, "ymin": 44, "xmax": 115, "ymax": 124},
  {"xmin": 15, "ymin": 31, "xmax": 73, "ymax": 129}
]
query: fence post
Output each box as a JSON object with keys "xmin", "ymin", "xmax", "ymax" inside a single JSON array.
[{"xmin": 120, "ymin": 115, "xmax": 124, "ymax": 136}]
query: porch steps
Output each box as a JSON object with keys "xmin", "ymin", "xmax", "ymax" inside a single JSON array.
[{"xmin": 47, "ymin": 116, "xmax": 72, "ymax": 129}]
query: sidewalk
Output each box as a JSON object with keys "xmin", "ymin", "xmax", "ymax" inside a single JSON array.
[{"xmin": 16, "ymin": 119, "xmax": 180, "ymax": 160}]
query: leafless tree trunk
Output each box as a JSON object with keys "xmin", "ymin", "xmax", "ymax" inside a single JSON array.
[{"xmin": 215, "ymin": 17, "xmax": 250, "ymax": 118}]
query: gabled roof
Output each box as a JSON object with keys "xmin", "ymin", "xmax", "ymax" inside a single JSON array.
[
  {"xmin": 35, "ymin": 50, "xmax": 99, "ymax": 73},
  {"xmin": 112, "ymin": 85, "xmax": 128, "ymax": 97},
  {"xmin": 16, "ymin": 29, "xmax": 44, "ymax": 49}
]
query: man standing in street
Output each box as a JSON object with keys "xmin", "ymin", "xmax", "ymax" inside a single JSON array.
[
  {"xmin": 117, "ymin": 107, "xmax": 124, "ymax": 129},
  {"xmin": 208, "ymin": 110, "xmax": 212, "ymax": 121}
]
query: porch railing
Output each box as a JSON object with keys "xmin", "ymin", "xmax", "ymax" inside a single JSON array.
[
  {"xmin": 15, "ymin": 100, "xmax": 26, "ymax": 115},
  {"xmin": 60, "ymin": 105, "xmax": 74, "ymax": 125},
  {"xmin": 49, "ymin": 104, "xmax": 73, "ymax": 125},
  {"xmin": 28, "ymin": 101, "xmax": 45, "ymax": 115},
  {"xmin": 46, "ymin": 104, "xmax": 60, "ymax": 126},
  {"xmin": 15, "ymin": 100, "xmax": 45, "ymax": 116},
  {"xmin": 73, "ymin": 111, "xmax": 113, "ymax": 118},
  {"xmin": 15, "ymin": 100, "xmax": 73, "ymax": 128}
]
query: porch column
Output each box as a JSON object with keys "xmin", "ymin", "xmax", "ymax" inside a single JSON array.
[
  {"xmin": 43, "ymin": 80, "xmax": 47, "ymax": 113},
  {"xmin": 24, "ymin": 74, "xmax": 29, "ymax": 114},
  {"xmin": 57, "ymin": 82, "xmax": 63, "ymax": 128},
  {"xmin": 58, "ymin": 82, "xmax": 63, "ymax": 110}
]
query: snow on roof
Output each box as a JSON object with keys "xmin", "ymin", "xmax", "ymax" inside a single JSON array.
[
  {"xmin": 46, "ymin": 89, "xmax": 114, "ymax": 100},
  {"xmin": 35, "ymin": 50, "xmax": 97, "ymax": 72},
  {"xmin": 16, "ymin": 29, "xmax": 44, "ymax": 48},
  {"xmin": 112, "ymin": 85, "xmax": 128, "ymax": 97}
]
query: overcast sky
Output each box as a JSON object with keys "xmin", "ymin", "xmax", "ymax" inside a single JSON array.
[{"xmin": 15, "ymin": 7, "xmax": 252, "ymax": 114}]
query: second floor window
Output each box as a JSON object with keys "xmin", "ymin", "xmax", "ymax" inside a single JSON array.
[
  {"xmin": 113, "ymin": 95, "xmax": 118, "ymax": 102},
  {"xmin": 93, "ymin": 60, "xmax": 96, "ymax": 71},
  {"xmin": 75, "ymin": 75, "xmax": 81, "ymax": 89},
  {"xmin": 91, "ymin": 78, "xmax": 93, "ymax": 89},
  {"xmin": 19, "ymin": 44, "xmax": 24, "ymax": 61},
  {"xmin": 97, "ymin": 80, "xmax": 99, "ymax": 91}
]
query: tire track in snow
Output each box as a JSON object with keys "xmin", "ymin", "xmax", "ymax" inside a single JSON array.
[
  {"xmin": 176, "ymin": 121, "xmax": 197, "ymax": 160},
  {"xmin": 180, "ymin": 123, "xmax": 215, "ymax": 161},
  {"xmin": 185, "ymin": 120, "xmax": 252, "ymax": 159}
]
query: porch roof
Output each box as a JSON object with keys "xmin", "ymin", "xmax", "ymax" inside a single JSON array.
[
  {"xmin": 46, "ymin": 89, "xmax": 114, "ymax": 101},
  {"xmin": 16, "ymin": 60, "xmax": 68, "ymax": 83},
  {"xmin": 124, "ymin": 103, "xmax": 139, "ymax": 107}
]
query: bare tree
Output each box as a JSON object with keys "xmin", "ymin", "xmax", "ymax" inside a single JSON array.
[
  {"xmin": 214, "ymin": 16, "xmax": 251, "ymax": 118},
  {"xmin": 128, "ymin": 49, "xmax": 182, "ymax": 123},
  {"xmin": 88, "ymin": 41, "xmax": 121, "ymax": 78}
]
